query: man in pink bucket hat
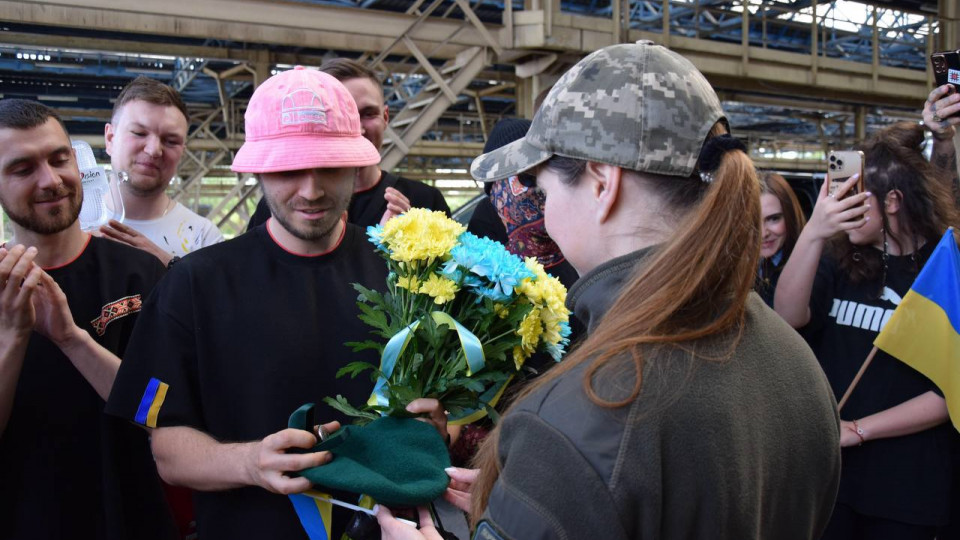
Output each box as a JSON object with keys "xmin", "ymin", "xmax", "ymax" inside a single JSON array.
[{"xmin": 105, "ymin": 67, "xmax": 393, "ymax": 540}]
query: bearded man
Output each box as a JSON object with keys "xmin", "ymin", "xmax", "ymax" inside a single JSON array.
[{"xmin": 0, "ymin": 99, "xmax": 176, "ymax": 540}]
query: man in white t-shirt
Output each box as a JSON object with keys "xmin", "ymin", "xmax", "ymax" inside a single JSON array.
[{"xmin": 100, "ymin": 76, "xmax": 223, "ymax": 265}]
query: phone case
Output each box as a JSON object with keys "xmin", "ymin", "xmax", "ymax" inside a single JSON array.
[
  {"xmin": 931, "ymin": 50, "xmax": 960, "ymax": 90},
  {"xmin": 827, "ymin": 150, "xmax": 864, "ymax": 198}
]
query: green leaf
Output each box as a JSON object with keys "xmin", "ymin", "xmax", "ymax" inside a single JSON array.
[
  {"xmin": 357, "ymin": 302, "xmax": 391, "ymax": 334},
  {"xmin": 353, "ymin": 283, "xmax": 386, "ymax": 305},
  {"xmin": 335, "ymin": 361, "xmax": 377, "ymax": 379},
  {"xmin": 483, "ymin": 402, "xmax": 502, "ymax": 424},
  {"xmin": 388, "ymin": 384, "xmax": 422, "ymax": 405},
  {"xmin": 471, "ymin": 371, "xmax": 512, "ymax": 383},
  {"xmin": 345, "ymin": 340, "xmax": 385, "ymax": 354},
  {"xmin": 440, "ymin": 389, "xmax": 480, "ymax": 410},
  {"xmin": 449, "ymin": 377, "xmax": 485, "ymax": 392},
  {"xmin": 322, "ymin": 395, "xmax": 379, "ymax": 424}
]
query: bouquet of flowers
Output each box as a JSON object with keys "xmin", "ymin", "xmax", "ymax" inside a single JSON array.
[{"xmin": 325, "ymin": 208, "xmax": 571, "ymax": 425}]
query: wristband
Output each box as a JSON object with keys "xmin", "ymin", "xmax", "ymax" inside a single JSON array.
[{"xmin": 852, "ymin": 419, "xmax": 866, "ymax": 446}]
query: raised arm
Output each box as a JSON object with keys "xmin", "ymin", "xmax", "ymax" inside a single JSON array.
[
  {"xmin": 923, "ymin": 84, "xmax": 960, "ymax": 193},
  {"xmin": 100, "ymin": 219, "xmax": 175, "ymax": 267},
  {"xmin": 774, "ymin": 175, "xmax": 870, "ymax": 327},
  {"xmin": 31, "ymin": 271, "xmax": 120, "ymax": 401}
]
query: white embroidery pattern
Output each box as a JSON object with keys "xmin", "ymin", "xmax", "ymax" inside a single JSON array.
[{"xmin": 281, "ymin": 87, "xmax": 328, "ymax": 126}]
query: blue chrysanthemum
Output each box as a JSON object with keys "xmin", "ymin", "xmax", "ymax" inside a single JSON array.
[
  {"xmin": 446, "ymin": 232, "xmax": 534, "ymax": 301},
  {"xmin": 542, "ymin": 321, "xmax": 571, "ymax": 361},
  {"xmin": 366, "ymin": 224, "xmax": 388, "ymax": 254}
]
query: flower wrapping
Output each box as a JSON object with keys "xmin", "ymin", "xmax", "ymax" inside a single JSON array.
[{"xmin": 324, "ymin": 208, "xmax": 571, "ymax": 424}]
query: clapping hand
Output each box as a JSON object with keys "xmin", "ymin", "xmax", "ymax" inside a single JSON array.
[
  {"xmin": 0, "ymin": 245, "xmax": 42, "ymax": 340},
  {"xmin": 379, "ymin": 187, "xmax": 412, "ymax": 226}
]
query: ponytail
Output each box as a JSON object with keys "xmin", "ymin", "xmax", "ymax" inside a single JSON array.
[{"xmin": 470, "ymin": 122, "xmax": 761, "ymax": 523}]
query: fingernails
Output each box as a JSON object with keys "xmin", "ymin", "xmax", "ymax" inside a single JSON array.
[
  {"xmin": 865, "ymin": 216, "xmax": 870, "ymax": 221},
  {"xmin": 865, "ymin": 192, "xmax": 872, "ymax": 197},
  {"xmin": 372, "ymin": 504, "xmax": 381, "ymax": 514},
  {"xmin": 445, "ymin": 467, "xmax": 457, "ymax": 474}
]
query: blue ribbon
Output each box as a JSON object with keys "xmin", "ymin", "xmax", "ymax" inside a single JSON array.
[
  {"xmin": 368, "ymin": 312, "xmax": 486, "ymax": 409},
  {"xmin": 431, "ymin": 311, "xmax": 485, "ymax": 376},
  {"xmin": 288, "ymin": 492, "xmax": 331, "ymax": 540},
  {"xmin": 448, "ymin": 374, "xmax": 513, "ymax": 426}
]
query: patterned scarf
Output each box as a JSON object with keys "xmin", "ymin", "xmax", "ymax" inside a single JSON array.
[{"xmin": 490, "ymin": 175, "xmax": 565, "ymax": 268}]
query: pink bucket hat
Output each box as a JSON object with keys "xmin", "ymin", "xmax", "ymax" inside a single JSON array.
[{"xmin": 232, "ymin": 66, "xmax": 381, "ymax": 173}]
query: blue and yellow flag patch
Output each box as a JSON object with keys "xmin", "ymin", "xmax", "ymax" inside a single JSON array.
[{"xmin": 134, "ymin": 377, "xmax": 169, "ymax": 428}]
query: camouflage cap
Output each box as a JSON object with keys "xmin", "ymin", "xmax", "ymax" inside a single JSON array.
[{"xmin": 471, "ymin": 41, "xmax": 726, "ymax": 182}]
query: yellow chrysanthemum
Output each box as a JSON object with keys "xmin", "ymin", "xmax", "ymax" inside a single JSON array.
[
  {"xmin": 513, "ymin": 345, "xmax": 529, "ymax": 370},
  {"xmin": 381, "ymin": 208, "xmax": 465, "ymax": 264},
  {"xmin": 419, "ymin": 274, "xmax": 458, "ymax": 304},
  {"xmin": 493, "ymin": 303, "xmax": 510, "ymax": 319},
  {"xmin": 541, "ymin": 308, "xmax": 565, "ymax": 345},
  {"xmin": 518, "ymin": 307, "xmax": 543, "ymax": 351},
  {"xmin": 396, "ymin": 275, "xmax": 421, "ymax": 291},
  {"xmin": 518, "ymin": 257, "xmax": 571, "ymax": 336},
  {"xmin": 518, "ymin": 257, "xmax": 564, "ymax": 306}
]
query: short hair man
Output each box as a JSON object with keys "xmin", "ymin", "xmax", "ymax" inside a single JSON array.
[
  {"xmin": 247, "ymin": 58, "xmax": 451, "ymax": 230},
  {"xmin": 101, "ymin": 76, "xmax": 223, "ymax": 265},
  {"xmin": 105, "ymin": 67, "xmax": 393, "ymax": 540},
  {"xmin": 0, "ymin": 99, "xmax": 176, "ymax": 539}
]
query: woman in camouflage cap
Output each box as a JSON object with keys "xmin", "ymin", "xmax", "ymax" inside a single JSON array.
[{"xmin": 378, "ymin": 41, "xmax": 841, "ymax": 540}]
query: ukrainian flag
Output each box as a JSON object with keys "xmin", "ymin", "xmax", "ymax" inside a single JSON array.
[
  {"xmin": 288, "ymin": 491, "xmax": 333, "ymax": 540},
  {"xmin": 874, "ymin": 228, "xmax": 960, "ymax": 431},
  {"xmin": 134, "ymin": 377, "xmax": 169, "ymax": 428}
]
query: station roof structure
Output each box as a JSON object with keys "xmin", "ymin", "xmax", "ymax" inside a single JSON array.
[{"xmin": 0, "ymin": 0, "xmax": 955, "ymax": 232}]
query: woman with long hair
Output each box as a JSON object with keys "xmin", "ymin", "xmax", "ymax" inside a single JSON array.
[
  {"xmin": 775, "ymin": 120, "xmax": 959, "ymax": 539},
  {"xmin": 757, "ymin": 172, "xmax": 807, "ymax": 306},
  {"xmin": 377, "ymin": 41, "xmax": 840, "ymax": 540}
]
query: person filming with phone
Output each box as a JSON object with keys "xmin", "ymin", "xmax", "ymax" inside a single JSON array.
[
  {"xmin": 775, "ymin": 121, "xmax": 960, "ymax": 539},
  {"xmin": 923, "ymin": 82, "xmax": 960, "ymax": 198}
]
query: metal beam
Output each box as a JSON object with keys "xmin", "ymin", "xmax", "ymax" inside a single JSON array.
[
  {"xmin": 2, "ymin": 0, "xmax": 505, "ymax": 58},
  {"xmin": 716, "ymin": 91, "xmax": 858, "ymax": 113},
  {"xmin": 0, "ymin": 31, "xmax": 260, "ymax": 61}
]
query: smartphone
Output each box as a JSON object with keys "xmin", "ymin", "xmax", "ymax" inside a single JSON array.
[
  {"xmin": 931, "ymin": 50, "xmax": 960, "ymax": 94},
  {"xmin": 827, "ymin": 150, "xmax": 865, "ymax": 199}
]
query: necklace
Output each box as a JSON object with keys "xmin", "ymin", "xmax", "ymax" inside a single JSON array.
[{"xmin": 160, "ymin": 199, "xmax": 175, "ymax": 217}]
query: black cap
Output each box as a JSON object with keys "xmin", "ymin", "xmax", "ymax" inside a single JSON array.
[{"xmin": 483, "ymin": 118, "xmax": 532, "ymax": 154}]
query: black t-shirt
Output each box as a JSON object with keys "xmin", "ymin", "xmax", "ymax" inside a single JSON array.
[
  {"xmin": 105, "ymin": 223, "xmax": 389, "ymax": 540},
  {"xmin": 0, "ymin": 236, "xmax": 175, "ymax": 540},
  {"xmin": 756, "ymin": 255, "xmax": 785, "ymax": 307},
  {"xmin": 247, "ymin": 172, "xmax": 451, "ymax": 231},
  {"xmin": 348, "ymin": 172, "xmax": 450, "ymax": 226},
  {"xmin": 802, "ymin": 243, "xmax": 953, "ymax": 525}
]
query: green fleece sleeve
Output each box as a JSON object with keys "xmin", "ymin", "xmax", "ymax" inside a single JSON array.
[{"xmin": 476, "ymin": 410, "xmax": 629, "ymax": 540}]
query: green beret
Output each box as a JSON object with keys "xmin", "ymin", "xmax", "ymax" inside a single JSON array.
[{"xmin": 288, "ymin": 404, "xmax": 452, "ymax": 507}]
